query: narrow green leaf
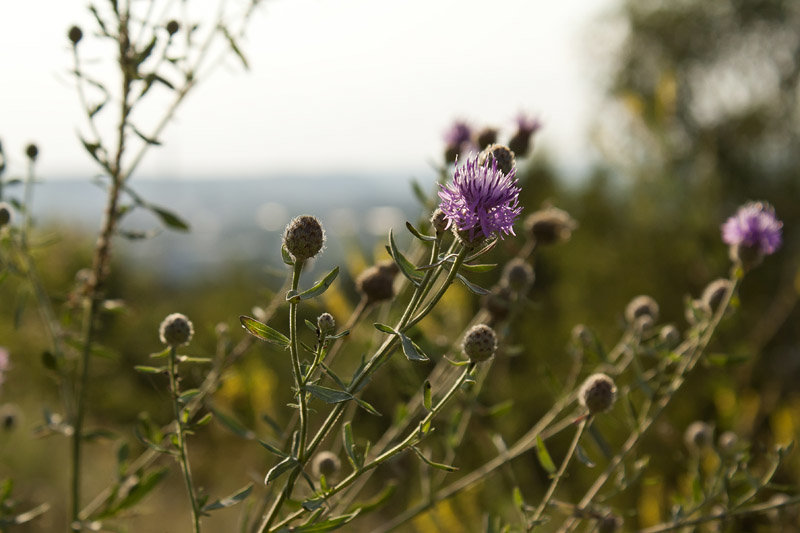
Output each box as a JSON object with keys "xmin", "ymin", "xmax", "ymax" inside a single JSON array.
[
  {"xmin": 460, "ymin": 263, "xmax": 497, "ymax": 273},
  {"xmin": 575, "ymin": 444, "xmax": 596, "ymax": 468},
  {"xmin": 177, "ymin": 356, "xmax": 213, "ymax": 364},
  {"xmin": 208, "ymin": 405, "xmax": 255, "ymax": 440},
  {"xmin": 194, "ymin": 413, "xmax": 213, "ymax": 426},
  {"xmin": 398, "ymin": 332, "xmax": 429, "ymax": 362},
  {"xmin": 455, "ymin": 273, "xmax": 491, "ymax": 295},
  {"xmin": 346, "ymin": 482, "xmax": 397, "ymax": 514},
  {"xmin": 201, "ymin": 483, "xmax": 253, "ymax": 512},
  {"xmin": 302, "ymin": 498, "xmax": 326, "ymax": 511},
  {"xmin": 410, "ymin": 179, "xmax": 429, "ymax": 206},
  {"xmin": 535, "ymin": 436, "xmax": 557, "ymax": 475},
  {"xmin": 265, "ymin": 456, "xmax": 297, "ymax": 485},
  {"xmin": 281, "ymin": 245, "xmax": 294, "ymax": 265},
  {"xmin": 147, "ymin": 204, "xmax": 189, "ymax": 231},
  {"xmin": 305, "ymin": 384, "xmax": 352, "ymax": 404},
  {"xmin": 343, "ymin": 422, "xmax": 361, "ymax": 469},
  {"xmin": 287, "ymin": 267, "xmax": 339, "ymax": 302},
  {"xmin": 239, "ymin": 315, "xmax": 290, "ymax": 348},
  {"xmin": 149, "ymin": 348, "xmax": 171, "ymax": 359},
  {"xmin": 219, "ymin": 25, "xmax": 250, "ymax": 70},
  {"xmin": 258, "ymin": 439, "xmax": 288, "ymax": 458},
  {"xmin": 178, "ymin": 389, "xmax": 201, "ymax": 404},
  {"xmin": 131, "ymin": 125, "xmax": 162, "ymax": 146},
  {"xmin": 406, "ymin": 221, "xmax": 436, "ymax": 242},
  {"xmin": 286, "ymin": 511, "xmax": 361, "ymax": 532},
  {"xmin": 410, "ymin": 446, "xmax": 458, "ymax": 472},
  {"xmin": 6, "ymin": 503, "xmax": 50, "ymax": 526},
  {"xmin": 388, "ymin": 230, "xmax": 422, "ymax": 286},
  {"xmin": 588, "ymin": 424, "xmax": 613, "ymax": 460},
  {"xmin": 354, "ymin": 398, "xmax": 381, "ymax": 416},
  {"xmin": 373, "ymin": 323, "xmax": 396, "ymax": 334},
  {"xmin": 465, "ymin": 238, "xmax": 499, "ymax": 261},
  {"xmin": 134, "ymin": 365, "xmax": 166, "ymax": 374},
  {"xmin": 112, "ymin": 467, "xmax": 169, "ymax": 513},
  {"xmin": 423, "ymin": 381, "xmax": 432, "ymax": 411}
]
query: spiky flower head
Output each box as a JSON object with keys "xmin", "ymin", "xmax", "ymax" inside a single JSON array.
[
  {"xmin": 443, "ymin": 120, "xmax": 473, "ymax": 163},
  {"xmin": 462, "ymin": 324, "xmax": 497, "ymax": 362},
  {"xmin": 283, "ymin": 215, "xmax": 325, "ymax": 262},
  {"xmin": 478, "ymin": 144, "xmax": 516, "ymax": 175},
  {"xmin": 721, "ymin": 202, "xmax": 782, "ymax": 269},
  {"xmin": 0, "ymin": 202, "xmax": 12, "ymax": 227},
  {"xmin": 312, "ymin": 451, "xmax": 341, "ymax": 478},
  {"xmin": 438, "ymin": 154, "xmax": 521, "ymax": 242},
  {"xmin": 159, "ymin": 313, "xmax": 194, "ymax": 347},
  {"xmin": 508, "ymin": 113, "xmax": 541, "ymax": 158},
  {"xmin": 579, "ymin": 373, "xmax": 617, "ymax": 414}
]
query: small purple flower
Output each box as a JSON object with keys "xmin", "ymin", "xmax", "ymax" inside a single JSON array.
[
  {"xmin": 721, "ymin": 201, "xmax": 783, "ymax": 255},
  {"xmin": 438, "ymin": 154, "xmax": 522, "ymax": 240},
  {"xmin": 0, "ymin": 347, "xmax": 9, "ymax": 390},
  {"xmin": 443, "ymin": 120, "xmax": 473, "ymax": 147}
]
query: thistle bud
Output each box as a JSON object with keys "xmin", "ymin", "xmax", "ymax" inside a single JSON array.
[
  {"xmin": 477, "ymin": 144, "xmax": 515, "ymax": 175},
  {"xmin": 483, "ymin": 285, "xmax": 513, "ymax": 325},
  {"xmin": 658, "ymin": 324, "xmax": 680, "ymax": 348},
  {"xmin": 579, "ymin": 373, "xmax": 617, "ymax": 415},
  {"xmin": 462, "ymin": 324, "xmax": 497, "ymax": 362},
  {"xmin": 684, "ymin": 421, "xmax": 713, "ymax": 454},
  {"xmin": 508, "ymin": 114, "xmax": 541, "ymax": 158},
  {"xmin": 701, "ymin": 278, "xmax": 731, "ymax": 314},
  {"xmin": 25, "ymin": 143, "xmax": 39, "ymax": 161},
  {"xmin": 0, "ymin": 202, "xmax": 12, "ymax": 227},
  {"xmin": 625, "ymin": 295, "xmax": 659, "ymax": 325},
  {"xmin": 68, "ymin": 25, "xmax": 83, "ymax": 45},
  {"xmin": 166, "ymin": 20, "xmax": 180, "ymax": 35},
  {"xmin": 283, "ymin": 215, "xmax": 325, "ymax": 262},
  {"xmin": 598, "ymin": 514, "xmax": 622, "ymax": 533},
  {"xmin": 356, "ymin": 261, "xmax": 399, "ymax": 304},
  {"xmin": 0, "ymin": 404, "xmax": 20, "ymax": 432},
  {"xmin": 524, "ymin": 207, "xmax": 577, "ymax": 246},
  {"xmin": 430, "ymin": 208, "xmax": 449, "ymax": 235},
  {"xmin": 312, "ymin": 451, "xmax": 341, "ymax": 479},
  {"xmin": 501, "ymin": 258, "xmax": 534, "ymax": 293},
  {"xmin": 475, "ymin": 127, "xmax": 498, "ymax": 150},
  {"xmin": 317, "ymin": 312, "xmax": 335, "ymax": 336},
  {"xmin": 159, "ymin": 313, "xmax": 194, "ymax": 347}
]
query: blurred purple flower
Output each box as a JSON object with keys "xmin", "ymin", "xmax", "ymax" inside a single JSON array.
[
  {"xmin": 721, "ymin": 201, "xmax": 783, "ymax": 255},
  {"xmin": 438, "ymin": 154, "xmax": 522, "ymax": 240},
  {"xmin": 514, "ymin": 113, "xmax": 542, "ymax": 136},
  {"xmin": 443, "ymin": 120, "xmax": 473, "ymax": 147},
  {"xmin": 0, "ymin": 347, "xmax": 9, "ymax": 389}
]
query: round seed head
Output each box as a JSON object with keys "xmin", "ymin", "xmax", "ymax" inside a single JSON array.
[
  {"xmin": 701, "ymin": 278, "xmax": 731, "ymax": 313},
  {"xmin": 462, "ymin": 324, "xmax": 497, "ymax": 362},
  {"xmin": 356, "ymin": 261, "xmax": 399, "ymax": 304},
  {"xmin": 430, "ymin": 208, "xmax": 449, "ymax": 235},
  {"xmin": 684, "ymin": 421, "xmax": 713, "ymax": 454},
  {"xmin": 524, "ymin": 206, "xmax": 577, "ymax": 245},
  {"xmin": 166, "ymin": 20, "xmax": 180, "ymax": 35},
  {"xmin": 477, "ymin": 144, "xmax": 516, "ymax": 175},
  {"xmin": 317, "ymin": 312, "xmax": 335, "ymax": 336},
  {"xmin": 658, "ymin": 324, "xmax": 680, "ymax": 348},
  {"xmin": 25, "ymin": 143, "xmax": 39, "ymax": 161},
  {"xmin": 283, "ymin": 215, "xmax": 325, "ymax": 261},
  {"xmin": 501, "ymin": 258, "xmax": 534, "ymax": 293},
  {"xmin": 312, "ymin": 451, "xmax": 341, "ymax": 479},
  {"xmin": 68, "ymin": 25, "xmax": 83, "ymax": 45},
  {"xmin": 579, "ymin": 373, "xmax": 617, "ymax": 415},
  {"xmin": 483, "ymin": 285, "xmax": 513, "ymax": 325},
  {"xmin": 159, "ymin": 313, "xmax": 194, "ymax": 347},
  {"xmin": 0, "ymin": 202, "xmax": 12, "ymax": 227},
  {"xmin": 625, "ymin": 295, "xmax": 659, "ymax": 325}
]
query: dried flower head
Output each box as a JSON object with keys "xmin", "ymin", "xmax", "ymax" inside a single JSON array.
[
  {"xmin": 25, "ymin": 143, "xmax": 39, "ymax": 161},
  {"xmin": 625, "ymin": 295, "xmax": 659, "ymax": 325},
  {"xmin": 317, "ymin": 312, "xmax": 335, "ymax": 336},
  {"xmin": 508, "ymin": 113, "xmax": 541, "ymax": 158},
  {"xmin": 579, "ymin": 373, "xmax": 617, "ymax": 414},
  {"xmin": 501, "ymin": 258, "xmax": 534, "ymax": 293},
  {"xmin": 312, "ymin": 451, "xmax": 341, "ymax": 478},
  {"xmin": 0, "ymin": 202, "xmax": 12, "ymax": 228},
  {"xmin": 68, "ymin": 25, "xmax": 83, "ymax": 45},
  {"xmin": 478, "ymin": 144, "xmax": 516, "ymax": 175},
  {"xmin": 283, "ymin": 215, "xmax": 325, "ymax": 262},
  {"xmin": 701, "ymin": 278, "xmax": 732, "ymax": 313},
  {"xmin": 722, "ymin": 202, "xmax": 782, "ymax": 269},
  {"xmin": 356, "ymin": 261, "xmax": 399, "ymax": 304},
  {"xmin": 438, "ymin": 154, "xmax": 521, "ymax": 242},
  {"xmin": 462, "ymin": 324, "xmax": 497, "ymax": 362},
  {"xmin": 159, "ymin": 313, "xmax": 194, "ymax": 347},
  {"xmin": 684, "ymin": 421, "xmax": 713, "ymax": 454},
  {"xmin": 524, "ymin": 206, "xmax": 577, "ymax": 245}
]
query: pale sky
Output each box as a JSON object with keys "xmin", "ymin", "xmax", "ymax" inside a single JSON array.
[{"xmin": 1, "ymin": 0, "xmax": 616, "ymax": 180}]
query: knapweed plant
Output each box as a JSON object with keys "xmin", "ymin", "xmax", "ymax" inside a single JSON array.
[{"xmin": 0, "ymin": 2, "xmax": 798, "ymax": 532}]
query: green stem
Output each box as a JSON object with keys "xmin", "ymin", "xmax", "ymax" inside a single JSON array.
[
  {"xmin": 169, "ymin": 347, "xmax": 202, "ymax": 533},
  {"xmin": 289, "ymin": 260, "xmax": 308, "ymax": 460}
]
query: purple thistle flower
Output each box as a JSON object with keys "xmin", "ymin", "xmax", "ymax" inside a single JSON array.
[
  {"xmin": 514, "ymin": 113, "xmax": 542, "ymax": 136},
  {"xmin": 443, "ymin": 120, "xmax": 473, "ymax": 147},
  {"xmin": 721, "ymin": 201, "xmax": 783, "ymax": 255},
  {"xmin": 438, "ymin": 154, "xmax": 522, "ymax": 241}
]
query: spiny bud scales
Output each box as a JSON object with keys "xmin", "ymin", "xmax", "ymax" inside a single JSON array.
[
  {"xmin": 430, "ymin": 208, "xmax": 449, "ymax": 235},
  {"xmin": 701, "ymin": 278, "xmax": 731, "ymax": 313},
  {"xmin": 317, "ymin": 312, "xmax": 335, "ymax": 336},
  {"xmin": 501, "ymin": 258, "xmax": 534, "ymax": 293},
  {"xmin": 477, "ymin": 144, "xmax": 516, "ymax": 175},
  {"xmin": 356, "ymin": 261, "xmax": 399, "ymax": 304},
  {"xmin": 68, "ymin": 25, "xmax": 83, "ymax": 45},
  {"xmin": 579, "ymin": 373, "xmax": 617, "ymax": 414},
  {"xmin": 684, "ymin": 421, "xmax": 713, "ymax": 454},
  {"xmin": 283, "ymin": 215, "xmax": 325, "ymax": 261},
  {"xmin": 0, "ymin": 202, "xmax": 12, "ymax": 227},
  {"xmin": 524, "ymin": 206, "xmax": 577, "ymax": 245},
  {"xmin": 462, "ymin": 324, "xmax": 497, "ymax": 362},
  {"xmin": 159, "ymin": 313, "xmax": 194, "ymax": 346},
  {"xmin": 312, "ymin": 451, "xmax": 341, "ymax": 478},
  {"xmin": 625, "ymin": 295, "xmax": 659, "ymax": 324}
]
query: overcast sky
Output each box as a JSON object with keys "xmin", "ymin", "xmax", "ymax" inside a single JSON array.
[{"xmin": 1, "ymin": 0, "xmax": 616, "ymax": 180}]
